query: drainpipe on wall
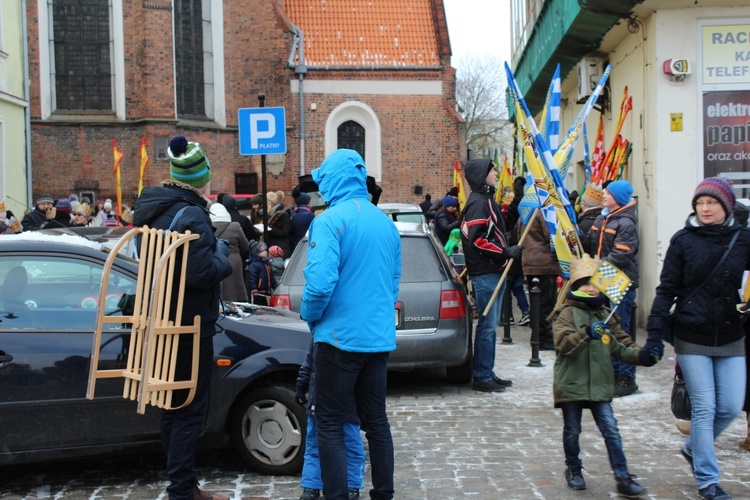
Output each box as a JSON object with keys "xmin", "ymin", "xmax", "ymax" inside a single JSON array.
[
  {"xmin": 22, "ymin": 0, "xmax": 32, "ymax": 209},
  {"xmin": 288, "ymin": 23, "xmax": 308, "ymax": 177}
]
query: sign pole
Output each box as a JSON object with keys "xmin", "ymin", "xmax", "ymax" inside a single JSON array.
[{"xmin": 258, "ymin": 93, "xmax": 268, "ymax": 244}]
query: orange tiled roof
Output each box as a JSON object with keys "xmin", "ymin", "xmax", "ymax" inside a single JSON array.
[{"xmin": 284, "ymin": 0, "xmax": 441, "ymax": 68}]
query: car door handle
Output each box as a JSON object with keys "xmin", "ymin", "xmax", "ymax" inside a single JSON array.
[{"xmin": 0, "ymin": 353, "xmax": 12, "ymax": 363}]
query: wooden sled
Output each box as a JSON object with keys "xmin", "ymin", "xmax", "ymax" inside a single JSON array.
[{"xmin": 86, "ymin": 226, "xmax": 201, "ymax": 414}]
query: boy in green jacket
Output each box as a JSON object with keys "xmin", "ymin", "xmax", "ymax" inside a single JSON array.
[{"xmin": 551, "ymin": 255, "xmax": 662, "ymax": 498}]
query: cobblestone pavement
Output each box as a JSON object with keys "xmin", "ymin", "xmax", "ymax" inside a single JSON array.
[{"xmin": 2, "ymin": 324, "xmax": 750, "ymax": 499}]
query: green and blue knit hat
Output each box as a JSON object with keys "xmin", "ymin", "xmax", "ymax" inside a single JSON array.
[{"xmin": 168, "ymin": 136, "xmax": 212, "ymax": 188}]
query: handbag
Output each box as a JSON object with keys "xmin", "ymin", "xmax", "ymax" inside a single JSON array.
[
  {"xmin": 663, "ymin": 229, "xmax": 741, "ymax": 344},
  {"xmin": 671, "ymin": 363, "xmax": 691, "ymax": 420}
]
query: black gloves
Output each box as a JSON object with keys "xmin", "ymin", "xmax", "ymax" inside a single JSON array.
[
  {"xmin": 638, "ymin": 339, "xmax": 664, "ymax": 367},
  {"xmin": 294, "ymin": 388, "xmax": 307, "ymax": 406},
  {"xmin": 586, "ymin": 321, "xmax": 611, "ymax": 340},
  {"xmin": 504, "ymin": 245, "xmax": 523, "ymax": 260}
]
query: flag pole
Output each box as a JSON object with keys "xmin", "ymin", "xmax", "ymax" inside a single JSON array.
[{"xmin": 482, "ymin": 208, "xmax": 538, "ymax": 317}]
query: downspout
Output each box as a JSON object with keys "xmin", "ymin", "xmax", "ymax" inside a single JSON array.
[
  {"xmin": 22, "ymin": 0, "xmax": 32, "ymax": 208},
  {"xmin": 288, "ymin": 23, "xmax": 307, "ymax": 177}
]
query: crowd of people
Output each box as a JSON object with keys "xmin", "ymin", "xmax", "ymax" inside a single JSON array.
[
  {"xmin": 421, "ymin": 165, "xmax": 749, "ymax": 500},
  {"xmin": 6, "ymin": 136, "xmax": 750, "ymax": 500}
]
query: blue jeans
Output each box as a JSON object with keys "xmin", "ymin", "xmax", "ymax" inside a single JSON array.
[
  {"xmin": 470, "ymin": 272, "xmax": 505, "ymax": 383},
  {"xmin": 611, "ymin": 288, "xmax": 636, "ymax": 379},
  {"xmin": 560, "ymin": 401, "xmax": 629, "ymax": 478},
  {"xmin": 301, "ymin": 416, "xmax": 365, "ymax": 491},
  {"xmin": 161, "ymin": 336, "xmax": 213, "ymax": 500},
  {"xmin": 679, "ymin": 353, "xmax": 746, "ymax": 488},
  {"xmin": 314, "ymin": 343, "xmax": 394, "ymax": 500},
  {"xmin": 508, "ymin": 274, "xmax": 529, "ymax": 314}
]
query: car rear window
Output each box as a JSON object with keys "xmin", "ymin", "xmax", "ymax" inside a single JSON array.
[{"xmin": 286, "ymin": 234, "xmax": 446, "ymax": 285}]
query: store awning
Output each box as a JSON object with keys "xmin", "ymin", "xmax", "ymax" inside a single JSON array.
[{"xmin": 513, "ymin": 0, "xmax": 643, "ymax": 115}]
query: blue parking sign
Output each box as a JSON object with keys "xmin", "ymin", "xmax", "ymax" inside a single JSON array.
[{"xmin": 238, "ymin": 107, "xmax": 287, "ymax": 156}]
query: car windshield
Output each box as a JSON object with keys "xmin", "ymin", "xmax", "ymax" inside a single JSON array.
[{"xmin": 286, "ymin": 235, "xmax": 446, "ymax": 285}]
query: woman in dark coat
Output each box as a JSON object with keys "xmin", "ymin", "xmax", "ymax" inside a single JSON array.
[
  {"xmin": 210, "ymin": 203, "xmax": 250, "ymax": 302},
  {"xmin": 646, "ymin": 177, "xmax": 750, "ymax": 500}
]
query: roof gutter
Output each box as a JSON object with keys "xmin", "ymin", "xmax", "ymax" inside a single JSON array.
[{"xmin": 287, "ymin": 23, "xmax": 308, "ymax": 176}]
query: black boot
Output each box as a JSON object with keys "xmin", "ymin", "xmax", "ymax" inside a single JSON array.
[
  {"xmin": 299, "ymin": 488, "xmax": 320, "ymax": 500},
  {"xmin": 616, "ymin": 475, "xmax": 646, "ymax": 498},
  {"xmin": 614, "ymin": 376, "xmax": 638, "ymax": 397},
  {"xmin": 564, "ymin": 465, "xmax": 586, "ymax": 490}
]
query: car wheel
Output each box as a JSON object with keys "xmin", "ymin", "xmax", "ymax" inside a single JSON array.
[{"xmin": 230, "ymin": 385, "xmax": 306, "ymax": 475}]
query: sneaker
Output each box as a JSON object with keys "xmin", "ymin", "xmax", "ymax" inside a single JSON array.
[
  {"xmin": 348, "ymin": 489, "xmax": 360, "ymax": 499},
  {"xmin": 518, "ymin": 313, "xmax": 531, "ymax": 326},
  {"xmin": 299, "ymin": 488, "xmax": 321, "ymax": 500},
  {"xmin": 492, "ymin": 375, "xmax": 513, "ymax": 387},
  {"xmin": 615, "ymin": 475, "xmax": 647, "ymax": 498},
  {"xmin": 472, "ymin": 379, "xmax": 506, "ymax": 392},
  {"xmin": 194, "ymin": 485, "xmax": 229, "ymax": 500},
  {"xmin": 614, "ymin": 376, "xmax": 638, "ymax": 397},
  {"xmin": 564, "ymin": 465, "xmax": 586, "ymax": 490},
  {"xmin": 698, "ymin": 483, "xmax": 732, "ymax": 500}
]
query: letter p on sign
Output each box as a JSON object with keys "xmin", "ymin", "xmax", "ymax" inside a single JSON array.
[{"xmin": 238, "ymin": 107, "xmax": 287, "ymax": 156}]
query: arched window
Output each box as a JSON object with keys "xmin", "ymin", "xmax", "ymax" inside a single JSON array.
[
  {"xmin": 337, "ymin": 120, "xmax": 365, "ymax": 158},
  {"xmin": 326, "ymin": 102, "xmax": 381, "ymax": 180}
]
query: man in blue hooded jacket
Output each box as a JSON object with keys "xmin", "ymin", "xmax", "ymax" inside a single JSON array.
[{"xmin": 301, "ymin": 149, "xmax": 401, "ymax": 500}]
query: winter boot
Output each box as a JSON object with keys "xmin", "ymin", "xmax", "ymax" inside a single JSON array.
[
  {"xmin": 615, "ymin": 475, "xmax": 647, "ymax": 498},
  {"xmin": 299, "ymin": 488, "xmax": 321, "ymax": 500},
  {"xmin": 564, "ymin": 465, "xmax": 586, "ymax": 490},
  {"xmin": 614, "ymin": 376, "xmax": 638, "ymax": 397}
]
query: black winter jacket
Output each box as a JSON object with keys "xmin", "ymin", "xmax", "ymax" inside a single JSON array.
[
  {"xmin": 582, "ymin": 199, "xmax": 639, "ymax": 287},
  {"xmin": 460, "ymin": 158, "xmax": 511, "ymax": 276},
  {"xmin": 647, "ymin": 215, "xmax": 750, "ymax": 347},
  {"xmin": 134, "ymin": 181, "xmax": 232, "ymax": 337}
]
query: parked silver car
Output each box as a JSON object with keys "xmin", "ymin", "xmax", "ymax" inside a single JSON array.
[{"xmin": 271, "ymin": 221, "xmax": 472, "ymax": 383}]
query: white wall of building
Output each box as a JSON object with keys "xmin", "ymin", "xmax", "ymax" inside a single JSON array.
[{"xmin": 558, "ymin": 4, "xmax": 750, "ymax": 325}]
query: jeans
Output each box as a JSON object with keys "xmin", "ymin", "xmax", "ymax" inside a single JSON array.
[
  {"xmin": 560, "ymin": 401, "xmax": 629, "ymax": 478},
  {"xmin": 314, "ymin": 343, "xmax": 394, "ymax": 500},
  {"xmin": 611, "ymin": 288, "xmax": 636, "ymax": 379},
  {"xmin": 508, "ymin": 274, "xmax": 529, "ymax": 314},
  {"xmin": 161, "ymin": 336, "xmax": 213, "ymax": 500},
  {"xmin": 679, "ymin": 353, "xmax": 746, "ymax": 488},
  {"xmin": 470, "ymin": 272, "xmax": 505, "ymax": 382},
  {"xmin": 301, "ymin": 416, "xmax": 365, "ymax": 491}
]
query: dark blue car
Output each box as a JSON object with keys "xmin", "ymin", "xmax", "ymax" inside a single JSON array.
[{"xmin": 0, "ymin": 229, "xmax": 310, "ymax": 475}]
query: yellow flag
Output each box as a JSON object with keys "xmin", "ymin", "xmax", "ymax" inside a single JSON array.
[
  {"xmin": 590, "ymin": 260, "xmax": 632, "ymax": 305},
  {"xmin": 113, "ymin": 139, "xmax": 124, "ymax": 221},
  {"xmin": 453, "ymin": 160, "xmax": 467, "ymax": 210},
  {"xmin": 138, "ymin": 136, "xmax": 149, "ymax": 196}
]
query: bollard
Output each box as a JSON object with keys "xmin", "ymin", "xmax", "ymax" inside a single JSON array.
[
  {"xmin": 528, "ymin": 277, "xmax": 543, "ymax": 367},
  {"xmin": 500, "ymin": 278, "xmax": 513, "ymax": 344}
]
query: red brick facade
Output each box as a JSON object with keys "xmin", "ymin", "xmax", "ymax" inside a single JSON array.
[{"xmin": 26, "ymin": 0, "xmax": 462, "ymax": 207}]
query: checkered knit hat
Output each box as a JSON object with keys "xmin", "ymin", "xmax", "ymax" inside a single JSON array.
[
  {"xmin": 168, "ymin": 136, "xmax": 212, "ymax": 189},
  {"xmin": 692, "ymin": 177, "xmax": 735, "ymax": 217}
]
